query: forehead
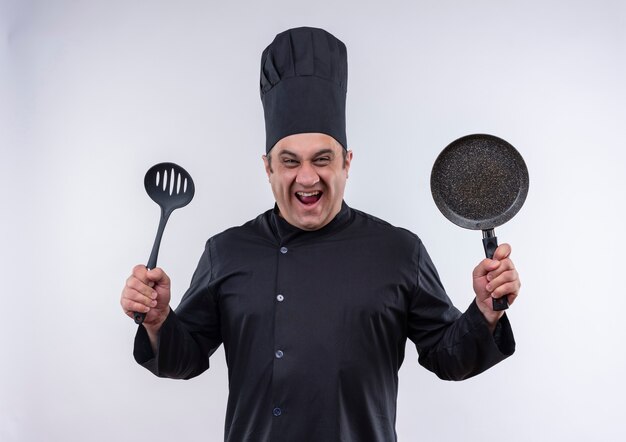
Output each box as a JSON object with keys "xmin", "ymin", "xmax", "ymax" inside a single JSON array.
[{"xmin": 272, "ymin": 133, "xmax": 342, "ymax": 157}]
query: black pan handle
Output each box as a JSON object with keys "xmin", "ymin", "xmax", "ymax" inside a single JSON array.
[{"xmin": 482, "ymin": 229, "xmax": 509, "ymax": 311}]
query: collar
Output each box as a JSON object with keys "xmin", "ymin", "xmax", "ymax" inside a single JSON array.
[{"xmin": 270, "ymin": 200, "xmax": 352, "ymax": 244}]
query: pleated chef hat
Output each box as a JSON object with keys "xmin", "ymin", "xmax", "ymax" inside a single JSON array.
[{"xmin": 260, "ymin": 27, "xmax": 348, "ymax": 153}]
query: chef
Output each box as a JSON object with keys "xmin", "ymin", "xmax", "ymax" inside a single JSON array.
[{"xmin": 121, "ymin": 27, "xmax": 520, "ymax": 442}]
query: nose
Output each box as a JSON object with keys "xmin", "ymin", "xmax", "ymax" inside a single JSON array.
[{"xmin": 296, "ymin": 161, "xmax": 320, "ymax": 187}]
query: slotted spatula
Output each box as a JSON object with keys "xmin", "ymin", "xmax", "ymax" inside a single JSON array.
[{"xmin": 133, "ymin": 162, "xmax": 195, "ymax": 324}]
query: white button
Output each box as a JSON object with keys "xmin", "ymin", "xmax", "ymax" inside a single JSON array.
[
  {"xmin": 275, "ymin": 350, "xmax": 284, "ymax": 359},
  {"xmin": 276, "ymin": 294, "xmax": 284, "ymax": 302},
  {"xmin": 280, "ymin": 246, "xmax": 288, "ymax": 254}
]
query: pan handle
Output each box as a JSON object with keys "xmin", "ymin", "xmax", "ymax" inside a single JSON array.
[{"xmin": 482, "ymin": 229, "xmax": 509, "ymax": 311}]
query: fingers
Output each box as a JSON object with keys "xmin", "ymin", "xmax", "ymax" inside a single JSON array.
[
  {"xmin": 487, "ymin": 269, "xmax": 520, "ymax": 300},
  {"xmin": 121, "ymin": 265, "xmax": 173, "ymax": 329},
  {"xmin": 472, "ymin": 258, "xmax": 500, "ymax": 279},
  {"xmin": 480, "ymin": 244, "xmax": 515, "ymax": 280},
  {"xmin": 493, "ymin": 243, "xmax": 512, "ymax": 261},
  {"xmin": 121, "ymin": 275, "xmax": 157, "ymax": 314},
  {"xmin": 125, "ymin": 274, "xmax": 157, "ymax": 302},
  {"xmin": 142, "ymin": 266, "xmax": 171, "ymax": 288},
  {"xmin": 121, "ymin": 297, "xmax": 155, "ymax": 316},
  {"xmin": 129, "ymin": 264, "xmax": 166, "ymax": 284},
  {"xmin": 486, "ymin": 258, "xmax": 521, "ymax": 308},
  {"xmin": 486, "ymin": 267, "xmax": 518, "ymax": 290},
  {"xmin": 473, "ymin": 242, "xmax": 520, "ymax": 308},
  {"xmin": 120, "ymin": 265, "xmax": 169, "ymax": 315}
]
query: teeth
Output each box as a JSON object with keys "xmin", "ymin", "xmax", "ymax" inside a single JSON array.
[{"xmin": 297, "ymin": 191, "xmax": 320, "ymax": 197}]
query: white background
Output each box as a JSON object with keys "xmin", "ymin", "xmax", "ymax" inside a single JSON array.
[{"xmin": 2, "ymin": 1, "xmax": 625, "ymax": 441}]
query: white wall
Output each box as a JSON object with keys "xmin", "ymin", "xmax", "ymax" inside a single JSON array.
[{"xmin": 2, "ymin": 0, "xmax": 625, "ymax": 441}]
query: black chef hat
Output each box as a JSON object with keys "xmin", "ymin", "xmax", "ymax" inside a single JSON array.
[{"xmin": 260, "ymin": 27, "xmax": 348, "ymax": 153}]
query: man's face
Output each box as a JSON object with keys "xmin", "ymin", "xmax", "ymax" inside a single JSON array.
[{"xmin": 263, "ymin": 133, "xmax": 353, "ymax": 231}]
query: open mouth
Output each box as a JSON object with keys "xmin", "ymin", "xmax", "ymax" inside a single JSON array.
[{"xmin": 295, "ymin": 191, "xmax": 322, "ymax": 205}]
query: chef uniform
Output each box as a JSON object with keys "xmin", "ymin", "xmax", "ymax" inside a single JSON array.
[{"xmin": 134, "ymin": 27, "xmax": 515, "ymax": 442}]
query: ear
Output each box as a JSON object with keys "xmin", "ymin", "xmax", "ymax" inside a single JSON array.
[
  {"xmin": 344, "ymin": 150, "xmax": 353, "ymax": 177},
  {"xmin": 262, "ymin": 154, "xmax": 272, "ymax": 179}
]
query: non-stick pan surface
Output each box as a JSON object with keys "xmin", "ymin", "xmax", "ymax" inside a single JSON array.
[
  {"xmin": 431, "ymin": 134, "xmax": 529, "ymax": 231},
  {"xmin": 431, "ymin": 133, "xmax": 529, "ymax": 311}
]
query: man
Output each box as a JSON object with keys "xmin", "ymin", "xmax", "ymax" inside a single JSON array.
[{"xmin": 121, "ymin": 27, "xmax": 520, "ymax": 441}]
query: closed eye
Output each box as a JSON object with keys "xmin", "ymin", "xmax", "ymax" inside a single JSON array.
[
  {"xmin": 313, "ymin": 157, "xmax": 331, "ymax": 166},
  {"xmin": 282, "ymin": 158, "xmax": 299, "ymax": 167}
]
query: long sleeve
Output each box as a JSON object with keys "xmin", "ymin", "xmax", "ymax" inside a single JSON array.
[
  {"xmin": 408, "ymin": 240, "xmax": 515, "ymax": 380},
  {"xmin": 133, "ymin": 242, "xmax": 222, "ymax": 379}
]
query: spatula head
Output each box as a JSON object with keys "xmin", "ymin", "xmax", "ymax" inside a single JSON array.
[{"xmin": 144, "ymin": 162, "xmax": 195, "ymax": 212}]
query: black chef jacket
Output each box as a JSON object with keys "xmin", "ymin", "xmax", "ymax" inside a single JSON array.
[{"xmin": 134, "ymin": 202, "xmax": 515, "ymax": 442}]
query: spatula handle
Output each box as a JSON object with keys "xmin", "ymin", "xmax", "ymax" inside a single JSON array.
[
  {"xmin": 482, "ymin": 229, "xmax": 509, "ymax": 311},
  {"xmin": 134, "ymin": 212, "xmax": 170, "ymax": 325},
  {"xmin": 133, "ymin": 312, "xmax": 146, "ymax": 324}
]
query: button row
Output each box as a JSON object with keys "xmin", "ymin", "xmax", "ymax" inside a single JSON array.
[{"xmin": 274, "ymin": 246, "xmax": 288, "ymax": 421}]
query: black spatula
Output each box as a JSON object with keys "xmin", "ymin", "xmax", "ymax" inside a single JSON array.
[{"xmin": 134, "ymin": 162, "xmax": 195, "ymax": 324}]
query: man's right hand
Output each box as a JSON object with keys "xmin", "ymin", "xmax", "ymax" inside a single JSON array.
[{"xmin": 121, "ymin": 265, "xmax": 172, "ymax": 332}]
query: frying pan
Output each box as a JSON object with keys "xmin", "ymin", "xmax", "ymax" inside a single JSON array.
[{"xmin": 430, "ymin": 134, "xmax": 529, "ymax": 311}]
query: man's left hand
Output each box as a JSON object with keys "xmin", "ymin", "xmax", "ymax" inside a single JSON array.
[{"xmin": 472, "ymin": 243, "xmax": 520, "ymax": 330}]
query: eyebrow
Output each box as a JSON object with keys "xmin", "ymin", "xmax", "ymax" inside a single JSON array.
[{"xmin": 279, "ymin": 148, "xmax": 335, "ymax": 158}]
